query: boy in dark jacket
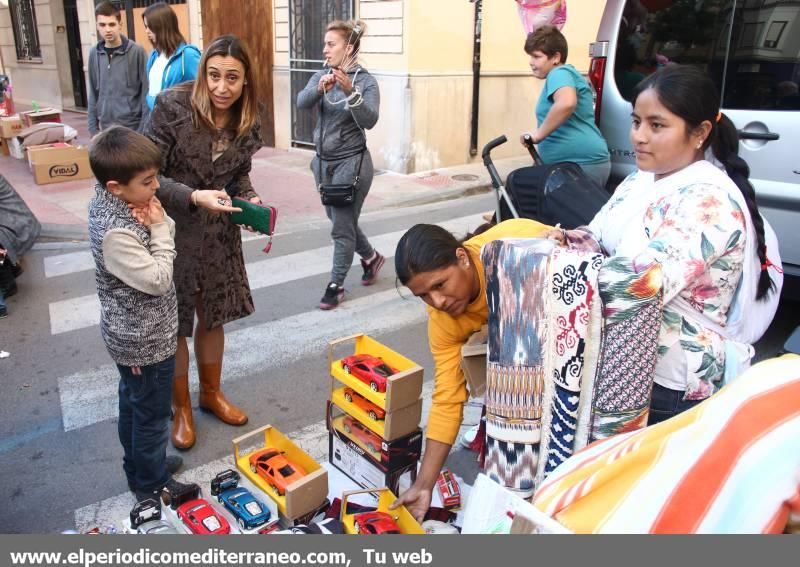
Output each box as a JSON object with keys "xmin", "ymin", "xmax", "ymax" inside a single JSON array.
[
  {"xmin": 88, "ymin": 126, "xmax": 189, "ymax": 507},
  {"xmin": 87, "ymin": 1, "xmax": 148, "ymax": 136}
]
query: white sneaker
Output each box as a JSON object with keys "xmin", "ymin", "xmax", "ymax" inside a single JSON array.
[{"xmin": 459, "ymin": 424, "xmax": 480, "ymax": 448}]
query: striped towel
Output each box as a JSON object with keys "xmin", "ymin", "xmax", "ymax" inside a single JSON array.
[{"xmin": 532, "ymin": 355, "xmax": 800, "ymax": 534}]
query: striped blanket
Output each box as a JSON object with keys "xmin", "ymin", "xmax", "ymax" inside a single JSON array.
[{"xmin": 533, "ymin": 355, "xmax": 800, "ymax": 534}]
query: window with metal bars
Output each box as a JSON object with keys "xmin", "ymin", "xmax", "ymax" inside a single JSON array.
[{"xmin": 9, "ymin": 0, "xmax": 42, "ymax": 61}]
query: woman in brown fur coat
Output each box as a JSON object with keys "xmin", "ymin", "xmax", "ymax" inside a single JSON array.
[{"xmin": 145, "ymin": 35, "xmax": 263, "ymax": 449}]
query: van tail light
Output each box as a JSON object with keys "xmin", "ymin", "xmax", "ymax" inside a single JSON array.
[{"xmin": 588, "ymin": 56, "xmax": 606, "ymax": 126}]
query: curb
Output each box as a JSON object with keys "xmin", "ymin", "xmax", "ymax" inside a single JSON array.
[
  {"xmin": 374, "ymin": 181, "xmax": 493, "ymax": 211},
  {"xmin": 39, "ymin": 223, "xmax": 88, "ymax": 241}
]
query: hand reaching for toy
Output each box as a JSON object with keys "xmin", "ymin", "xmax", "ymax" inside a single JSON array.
[{"xmin": 390, "ymin": 482, "xmax": 432, "ymax": 524}]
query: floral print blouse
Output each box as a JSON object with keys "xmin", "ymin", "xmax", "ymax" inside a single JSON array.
[{"xmin": 586, "ymin": 164, "xmax": 747, "ymax": 400}]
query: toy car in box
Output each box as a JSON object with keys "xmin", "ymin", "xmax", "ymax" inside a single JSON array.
[
  {"xmin": 331, "ymin": 385, "xmax": 422, "ymax": 442},
  {"xmin": 233, "ymin": 424, "xmax": 328, "ymax": 521},
  {"xmin": 436, "ymin": 469, "xmax": 461, "ymax": 509},
  {"xmin": 340, "ymin": 488, "xmax": 424, "ymax": 535},
  {"xmin": 328, "ymin": 334, "xmax": 423, "ymax": 414},
  {"xmin": 130, "ymin": 498, "xmax": 180, "ymax": 534},
  {"xmin": 210, "ymin": 469, "xmax": 272, "ymax": 531}
]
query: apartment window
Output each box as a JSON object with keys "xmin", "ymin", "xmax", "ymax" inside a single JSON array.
[
  {"xmin": 763, "ymin": 21, "xmax": 787, "ymax": 49},
  {"xmin": 9, "ymin": 0, "xmax": 42, "ymax": 61}
]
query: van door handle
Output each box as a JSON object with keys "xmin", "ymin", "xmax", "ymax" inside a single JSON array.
[{"xmin": 738, "ymin": 130, "xmax": 779, "ymax": 141}]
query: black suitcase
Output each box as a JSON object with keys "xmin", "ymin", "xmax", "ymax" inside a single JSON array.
[{"xmin": 501, "ymin": 160, "xmax": 610, "ymax": 228}]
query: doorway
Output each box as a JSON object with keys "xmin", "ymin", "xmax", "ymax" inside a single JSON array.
[
  {"xmin": 289, "ymin": 0, "xmax": 354, "ymax": 147},
  {"xmin": 63, "ymin": 0, "xmax": 86, "ymax": 108}
]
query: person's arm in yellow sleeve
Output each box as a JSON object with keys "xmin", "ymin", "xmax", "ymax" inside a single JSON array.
[{"xmin": 391, "ymin": 316, "xmax": 469, "ymax": 522}]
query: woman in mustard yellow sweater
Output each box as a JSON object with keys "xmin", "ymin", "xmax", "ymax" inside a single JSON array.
[{"xmin": 390, "ymin": 218, "xmax": 550, "ymax": 522}]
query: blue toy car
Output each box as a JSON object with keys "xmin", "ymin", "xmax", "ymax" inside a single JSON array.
[{"xmin": 217, "ymin": 486, "xmax": 271, "ymax": 531}]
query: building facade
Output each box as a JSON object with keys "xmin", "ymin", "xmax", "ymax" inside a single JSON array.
[{"xmin": 1, "ymin": 0, "xmax": 603, "ymax": 173}]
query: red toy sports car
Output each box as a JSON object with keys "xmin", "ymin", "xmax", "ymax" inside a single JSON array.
[
  {"xmin": 176, "ymin": 498, "xmax": 230, "ymax": 535},
  {"xmin": 344, "ymin": 387, "xmax": 386, "ymax": 421},
  {"xmin": 341, "ymin": 354, "xmax": 398, "ymax": 392},
  {"xmin": 353, "ymin": 511, "xmax": 401, "ymax": 534},
  {"xmin": 343, "ymin": 415, "xmax": 382, "ymax": 454},
  {"xmin": 249, "ymin": 448, "xmax": 307, "ymax": 496}
]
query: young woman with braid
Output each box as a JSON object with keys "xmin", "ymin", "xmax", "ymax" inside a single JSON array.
[{"xmin": 547, "ymin": 64, "xmax": 783, "ymax": 424}]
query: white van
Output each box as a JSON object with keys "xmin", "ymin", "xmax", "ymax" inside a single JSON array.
[{"xmin": 588, "ymin": 0, "xmax": 800, "ymax": 292}]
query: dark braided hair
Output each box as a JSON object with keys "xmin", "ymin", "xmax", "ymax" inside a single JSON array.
[
  {"xmin": 632, "ymin": 65, "xmax": 774, "ymax": 300},
  {"xmin": 394, "ymin": 223, "xmax": 493, "ymax": 285}
]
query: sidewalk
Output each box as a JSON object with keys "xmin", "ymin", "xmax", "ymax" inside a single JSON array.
[{"xmin": 2, "ymin": 109, "xmax": 532, "ymax": 241}]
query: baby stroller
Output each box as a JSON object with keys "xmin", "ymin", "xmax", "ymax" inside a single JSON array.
[{"xmin": 481, "ymin": 134, "xmax": 609, "ymax": 228}]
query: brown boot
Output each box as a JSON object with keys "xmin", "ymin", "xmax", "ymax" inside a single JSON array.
[
  {"xmin": 171, "ymin": 374, "xmax": 196, "ymax": 450},
  {"xmin": 198, "ymin": 362, "xmax": 248, "ymax": 426}
]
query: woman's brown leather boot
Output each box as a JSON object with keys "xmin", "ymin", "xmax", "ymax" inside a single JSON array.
[
  {"xmin": 198, "ymin": 362, "xmax": 248, "ymax": 425},
  {"xmin": 171, "ymin": 374, "xmax": 196, "ymax": 449}
]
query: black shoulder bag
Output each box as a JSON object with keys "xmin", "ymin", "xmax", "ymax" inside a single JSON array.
[{"xmin": 316, "ymin": 92, "xmax": 365, "ymax": 207}]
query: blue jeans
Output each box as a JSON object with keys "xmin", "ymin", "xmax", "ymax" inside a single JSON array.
[
  {"xmin": 647, "ymin": 382, "xmax": 703, "ymax": 426},
  {"xmin": 117, "ymin": 355, "xmax": 175, "ymax": 492}
]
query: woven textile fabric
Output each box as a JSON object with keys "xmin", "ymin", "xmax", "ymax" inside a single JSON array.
[
  {"xmin": 539, "ymin": 248, "xmax": 603, "ymax": 479},
  {"xmin": 482, "ymin": 239, "xmax": 602, "ymax": 495},
  {"xmin": 533, "ymin": 356, "xmax": 800, "ymax": 534},
  {"xmin": 589, "ymin": 257, "xmax": 663, "ymax": 441}
]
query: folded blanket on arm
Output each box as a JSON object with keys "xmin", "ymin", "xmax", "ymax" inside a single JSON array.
[{"xmin": 480, "ymin": 240, "xmax": 663, "ymax": 495}]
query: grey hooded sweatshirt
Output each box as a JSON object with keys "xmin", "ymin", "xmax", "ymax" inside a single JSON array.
[
  {"xmin": 296, "ymin": 65, "xmax": 379, "ymax": 160},
  {"xmin": 87, "ymin": 36, "xmax": 149, "ymax": 136}
]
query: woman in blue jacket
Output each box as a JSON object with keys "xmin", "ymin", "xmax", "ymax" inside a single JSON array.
[{"xmin": 143, "ymin": 2, "xmax": 201, "ymax": 110}]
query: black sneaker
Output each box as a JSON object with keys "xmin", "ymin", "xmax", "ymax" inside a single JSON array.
[
  {"xmin": 165, "ymin": 455, "xmax": 183, "ymax": 474},
  {"xmin": 360, "ymin": 252, "xmax": 385, "ymax": 286},
  {"xmin": 127, "ymin": 456, "xmax": 183, "ymax": 493},
  {"xmin": 134, "ymin": 488, "xmax": 158, "ymax": 504},
  {"xmin": 0, "ymin": 305, "xmax": 6, "ymax": 319},
  {"xmin": 319, "ymin": 282, "xmax": 344, "ymax": 310}
]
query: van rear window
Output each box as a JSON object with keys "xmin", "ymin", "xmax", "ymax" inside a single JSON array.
[{"xmin": 614, "ymin": 1, "xmax": 799, "ymax": 111}]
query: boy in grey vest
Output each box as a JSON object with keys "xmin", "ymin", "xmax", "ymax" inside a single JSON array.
[{"xmin": 88, "ymin": 126, "xmax": 189, "ymax": 507}]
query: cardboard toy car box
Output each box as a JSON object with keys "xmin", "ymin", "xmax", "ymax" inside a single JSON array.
[
  {"xmin": 0, "ymin": 137, "xmax": 8, "ymax": 157},
  {"xmin": 26, "ymin": 143, "xmax": 92, "ymax": 185},
  {"xmin": 0, "ymin": 115, "xmax": 23, "ymax": 138},
  {"xmin": 233, "ymin": 424, "xmax": 328, "ymax": 521},
  {"xmin": 328, "ymin": 405, "xmax": 422, "ymax": 494},
  {"xmin": 328, "ymin": 334, "xmax": 423, "ymax": 413},
  {"xmin": 21, "ymin": 107, "xmax": 61, "ymax": 127},
  {"xmin": 461, "ymin": 325, "xmax": 488, "ymax": 398},
  {"xmin": 331, "ymin": 385, "xmax": 422, "ymax": 441},
  {"xmin": 341, "ymin": 488, "xmax": 424, "ymax": 535}
]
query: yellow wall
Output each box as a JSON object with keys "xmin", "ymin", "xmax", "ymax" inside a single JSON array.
[{"xmin": 271, "ymin": 0, "xmax": 606, "ymax": 172}]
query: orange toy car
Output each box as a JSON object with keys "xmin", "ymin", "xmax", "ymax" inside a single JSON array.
[
  {"xmin": 344, "ymin": 387, "xmax": 386, "ymax": 421},
  {"xmin": 343, "ymin": 416, "xmax": 382, "ymax": 454},
  {"xmin": 248, "ymin": 448, "xmax": 307, "ymax": 496}
]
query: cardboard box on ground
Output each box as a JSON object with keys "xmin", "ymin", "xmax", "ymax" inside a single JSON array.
[
  {"xmin": 26, "ymin": 143, "xmax": 92, "ymax": 185},
  {"xmin": 21, "ymin": 108, "xmax": 61, "ymax": 128},
  {"xmin": 0, "ymin": 115, "xmax": 23, "ymax": 138}
]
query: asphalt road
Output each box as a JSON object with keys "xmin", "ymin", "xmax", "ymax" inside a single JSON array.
[{"xmin": 0, "ymin": 191, "xmax": 796, "ymax": 533}]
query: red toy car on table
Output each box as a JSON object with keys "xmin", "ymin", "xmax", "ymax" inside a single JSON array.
[
  {"xmin": 343, "ymin": 387, "xmax": 386, "ymax": 421},
  {"xmin": 353, "ymin": 511, "xmax": 401, "ymax": 534},
  {"xmin": 341, "ymin": 354, "xmax": 398, "ymax": 392},
  {"xmin": 343, "ymin": 415, "xmax": 382, "ymax": 454},
  {"xmin": 248, "ymin": 448, "xmax": 307, "ymax": 496},
  {"xmin": 176, "ymin": 498, "xmax": 230, "ymax": 535}
]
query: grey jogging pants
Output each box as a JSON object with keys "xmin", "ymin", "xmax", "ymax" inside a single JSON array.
[{"xmin": 311, "ymin": 151, "xmax": 375, "ymax": 286}]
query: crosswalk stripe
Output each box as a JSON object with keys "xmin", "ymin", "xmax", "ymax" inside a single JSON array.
[
  {"xmin": 43, "ymin": 233, "xmax": 269, "ymax": 278},
  {"xmin": 73, "ymin": 381, "xmax": 438, "ymax": 532},
  {"xmin": 58, "ymin": 288, "xmax": 428, "ymax": 433},
  {"xmin": 46, "ymin": 214, "xmax": 483, "ymax": 335}
]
